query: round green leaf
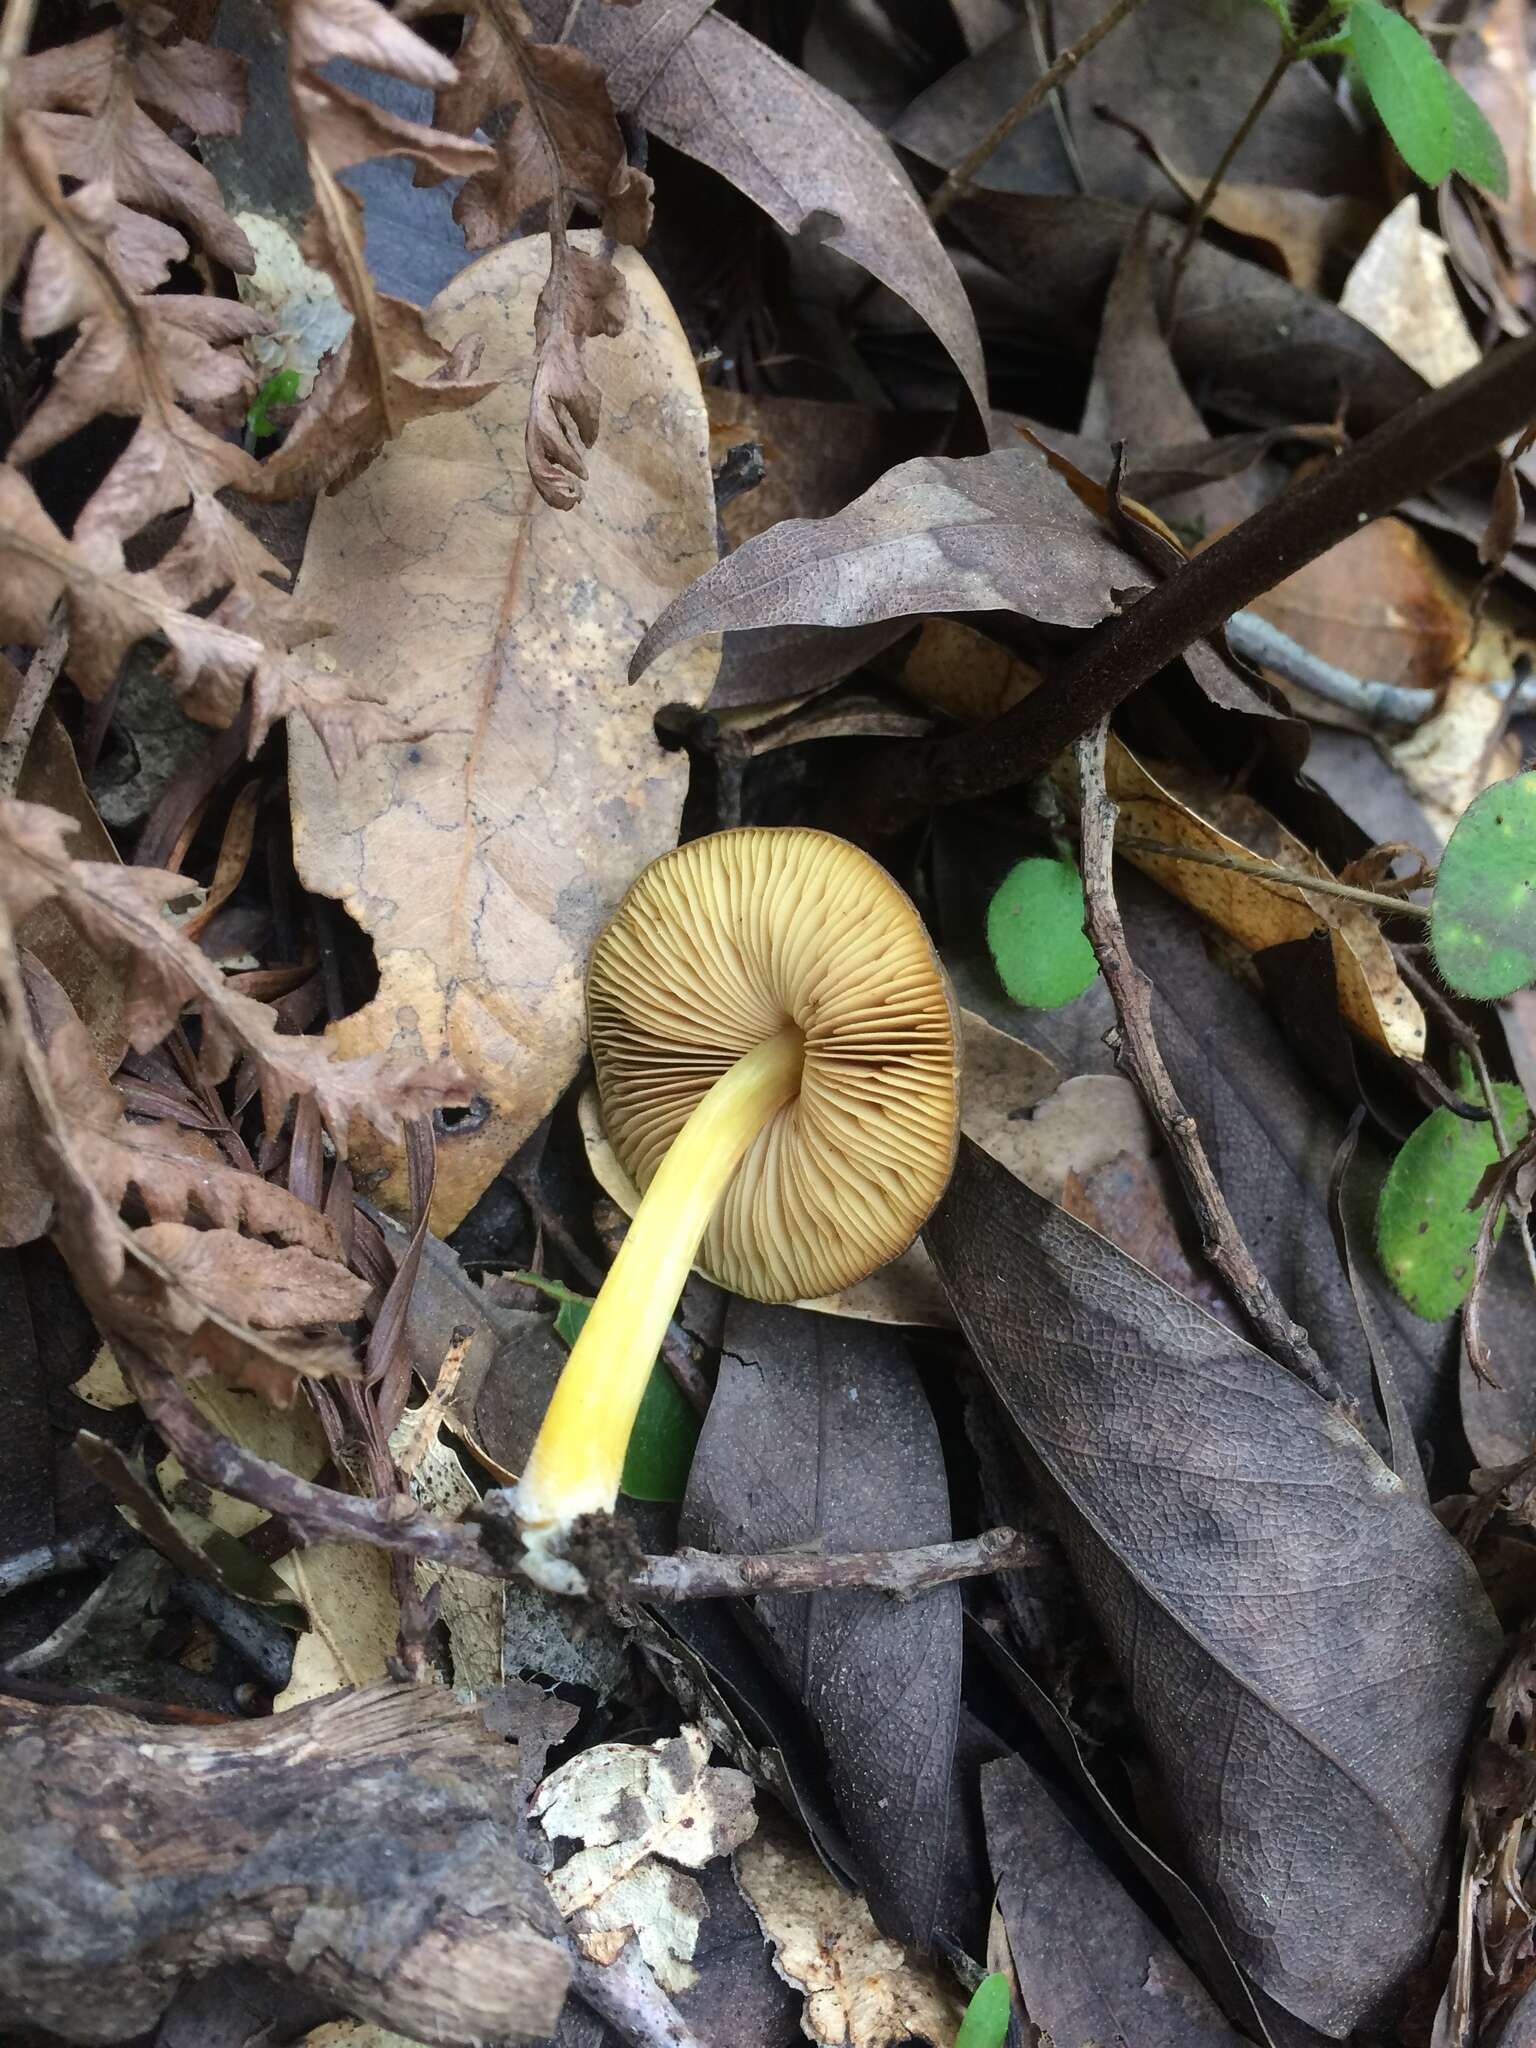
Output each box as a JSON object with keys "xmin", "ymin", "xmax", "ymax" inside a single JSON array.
[
  {"xmin": 1348, "ymin": 0, "xmax": 1455, "ymax": 186},
  {"xmin": 1431, "ymin": 770, "xmax": 1536, "ymax": 1000},
  {"xmin": 986, "ymin": 857, "xmax": 1099, "ymax": 1010},
  {"xmin": 1376, "ymin": 1082, "xmax": 1529, "ymax": 1319},
  {"xmin": 955, "ymin": 1972, "xmax": 1012, "ymax": 2048}
]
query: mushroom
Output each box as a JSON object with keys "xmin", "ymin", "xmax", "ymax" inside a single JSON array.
[{"xmin": 513, "ymin": 826, "xmax": 961, "ymax": 1590}]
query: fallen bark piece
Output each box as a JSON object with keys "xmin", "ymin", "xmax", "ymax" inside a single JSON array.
[{"xmin": 0, "ymin": 1681, "xmax": 570, "ymax": 2045}]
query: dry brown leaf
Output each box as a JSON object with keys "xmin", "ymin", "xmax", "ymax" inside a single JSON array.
[
  {"xmin": 14, "ymin": 11, "xmax": 254, "ymax": 270},
  {"xmin": 430, "ymin": 20, "xmax": 652, "ymax": 250},
  {"xmin": 0, "ymin": 798, "xmax": 469, "ymax": 1144},
  {"xmin": 1340, "ymin": 195, "xmax": 1481, "ymax": 388},
  {"xmin": 287, "ymin": 232, "xmax": 717, "ymax": 1230},
  {"xmin": 533, "ymin": 1724, "xmax": 757, "ymax": 1993},
  {"xmin": 1390, "ymin": 670, "xmax": 1523, "ymax": 841},
  {"xmin": 735, "ymin": 1808, "xmax": 966, "ymax": 2048},
  {"xmin": 0, "ymin": 660, "xmax": 124, "ymax": 1246},
  {"xmin": 525, "ymin": 0, "xmax": 989, "ymax": 425},
  {"xmin": 130, "ymin": 1222, "xmax": 371, "ymax": 1330},
  {"xmin": 1247, "ymin": 516, "xmax": 1471, "ymax": 717},
  {"xmin": 1089, "ymin": 740, "xmax": 1426, "ymax": 1059}
]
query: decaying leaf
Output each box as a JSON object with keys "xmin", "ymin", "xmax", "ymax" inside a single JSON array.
[
  {"xmin": 287, "ymin": 232, "xmax": 717, "ymax": 1229},
  {"xmin": 682, "ymin": 1302, "xmax": 963, "ymax": 1951},
  {"xmin": 276, "ymin": 1540, "xmax": 399, "ymax": 1710},
  {"xmin": 1081, "ymin": 739, "xmax": 1426, "ymax": 1059},
  {"xmin": 0, "ymin": 800, "xmax": 468, "ymax": 1145},
  {"xmin": 983, "ymin": 1755, "xmax": 1249, "ymax": 2048},
  {"xmin": 631, "ymin": 444, "xmax": 1145, "ymax": 681},
  {"xmin": 736, "ymin": 1807, "xmax": 967, "ymax": 2048},
  {"xmin": 533, "ymin": 1724, "xmax": 757, "ymax": 1992},
  {"xmin": 526, "ymin": 0, "xmax": 989, "ymax": 426},
  {"xmin": 12, "ymin": 7, "xmax": 253, "ymax": 272},
  {"xmin": 925, "ymin": 1142, "xmax": 1503, "ymax": 2035},
  {"xmin": 1341, "ymin": 195, "xmax": 1482, "ymax": 389},
  {"xmin": 389, "ymin": 1405, "xmax": 504, "ymax": 1694}
]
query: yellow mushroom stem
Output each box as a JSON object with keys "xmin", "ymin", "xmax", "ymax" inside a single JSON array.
[{"xmin": 513, "ymin": 1022, "xmax": 806, "ymax": 1591}]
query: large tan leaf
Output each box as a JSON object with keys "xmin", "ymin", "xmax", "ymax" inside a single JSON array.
[{"xmin": 288, "ymin": 232, "xmax": 718, "ymax": 1229}]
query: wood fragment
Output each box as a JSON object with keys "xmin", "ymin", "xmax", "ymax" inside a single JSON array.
[{"xmin": 0, "ymin": 1682, "xmax": 570, "ymax": 2046}]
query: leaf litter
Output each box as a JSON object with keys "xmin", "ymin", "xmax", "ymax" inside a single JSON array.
[{"xmin": 4, "ymin": 2, "xmax": 1536, "ymax": 2046}]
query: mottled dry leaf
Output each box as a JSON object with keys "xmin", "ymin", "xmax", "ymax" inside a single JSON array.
[
  {"xmin": 632, "ymin": 444, "xmax": 1142, "ymax": 681},
  {"xmin": 736, "ymin": 1808, "xmax": 967, "ymax": 2048},
  {"xmin": 288, "ymin": 232, "xmax": 717, "ymax": 1230},
  {"xmin": 526, "ymin": 0, "xmax": 987, "ymax": 423},
  {"xmin": 276, "ymin": 1541, "xmax": 399, "ymax": 1709},
  {"xmin": 534, "ymin": 1724, "xmax": 757, "ymax": 1991},
  {"xmin": 926, "ymin": 1141, "xmax": 1502, "ymax": 2036},
  {"xmin": 1085, "ymin": 740, "xmax": 1426, "ymax": 1059},
  {"xmin": 1391, "ymin": 668, "xmax": 1524, "ymax": 842},
  {"xmin": 388, "ymin": 1409, "xmax": 504, "ymax": 1693},
  {"xmin": 1341, "ymin": 195, "xmax": 1481, "ymax": 388}
]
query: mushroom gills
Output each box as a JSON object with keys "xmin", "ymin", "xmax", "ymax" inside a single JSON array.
[{"xmin": 512, "ymin": 1022, "xmax": 805, "ymax": 1593}]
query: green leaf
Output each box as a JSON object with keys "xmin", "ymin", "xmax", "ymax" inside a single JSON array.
[
  {"xmin": 554, "ymin": 1297, "xmax": 700, "ymax": 1503},
  {"xmin": 955, "ymin": 1973, "xmax": 1013, "ymax": 2048},
  {"xmin": 1431, "ymin": 770, "xmax": 1536, "ymax": 999},
  {"xmin": 1376, "ymin": 1081, "xmax": 1529, "ymax": 1319},
  {"xmin": 247, "ymin": 366, "xmax": 301, "ymax": 442},
  {"xmin": 1446, "ymin": 69, "xmax": 1510, "ymax": 195},
  {"xmin": 1348, "ymin": 0, "xmax": 1454, "ymax": 183},
  {"xmin": 986, "ymin": 857, "xmax": 1099, "ymax": 1010}
]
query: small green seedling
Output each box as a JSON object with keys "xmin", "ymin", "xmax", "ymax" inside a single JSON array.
[
  {"xmin": 986, "ymin": 857, "xmax": 1099, "ymax": 1010},
  {"xmin": 1346, "ymin": 0, "xmax": 1507, "ymax": 192},
  {"xmin": 554, "ymin": 1294, "xmax": 700, "ymax": 1503},
  {"xmin": 1377, "ymin": 1077, "xmax": 1529, "ymax": 1319},
  {"xmin": 954, "ymin": 1972, "xmax": 1012, "ymax": 2048},
  {"xmin": 1249, "ymin": 0, "xmax": 1507, "ymax": 195},
  {"xmin": 246, "ymin": 366, "xmax": 301, "ymax": 443},
  {"xmin": 1431, "ymin": 770, "xmax": 1536, "ymax": 1001}
]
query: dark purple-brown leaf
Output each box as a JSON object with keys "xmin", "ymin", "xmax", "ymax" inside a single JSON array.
[
  {"xmin": 925, "ymin": 1140, "xmax": 1501, "ymax": 2035},
  {"xmin": 679, "ymin": 1301, "xmax": 961, "ymax": 1952}
]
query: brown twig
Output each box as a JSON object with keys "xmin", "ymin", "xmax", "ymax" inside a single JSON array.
[
  {"xmin": 1075, "ymin": 720, "xmax": 1345, "ymax": 1404},
  {"xmin": 0, "ymin": 612, "xmax": 69, "ymax": 799},
  {"xmin": 628, "ymin": 1526, "xmax": 1047, "ymax": 1601},
  {"xmin": 850, "ymin": 329, "xmax": 1536, "ymax": 840},
  {"xmin": 1116, "ymin": 834, "xmax": 1431, "ymax": 919},
  {"xmin": 116, "ymin": 1338, "xmax": 1033, "ymax": 1601},
  {"xmin": 927, "ymin": 0, "xmax": 1146, "ymax": 224},
  {"xmin": 1167, "ymin": 42, "xmax": 1291, "ymax": 308}
]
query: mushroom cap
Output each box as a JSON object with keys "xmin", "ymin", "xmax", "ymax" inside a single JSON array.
[{"xmin": 586, "ymin": 827, "xmax": 961, "ymax": 1302}]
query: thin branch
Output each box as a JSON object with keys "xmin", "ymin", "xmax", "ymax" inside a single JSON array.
[
  {"xmin": 1167, "ymin": 40, "xmax": 1294, "ymax": 308},
  {"xmin": 1115, "ymin": 834, "xmax": 1431, "ymax": 919},
  {"xmin": 629, "ymin": 1527, "xmax": 1047, "ymax": 1602},
  {"xmin": 1075, "ymin": 719, "xmax": 1346, "ymax": 1405},
  {"xmin": 0, "ymin": 612, "xmax": 69, "ymax": 799},
  {"xmin": 114, "ymin": 1339, "xmax": 1035, "ymax": 1602},
  {"xmin": 1227, "ymin": 611, "xmax": 1536, "ymax": 726},
  {"xmin": 850, "ymin": 328, "xmax": 1536, "ymax": 839},
  {"xmin": 927, "ymin": 0, "xmax": 1146, "ymax": 224}
]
